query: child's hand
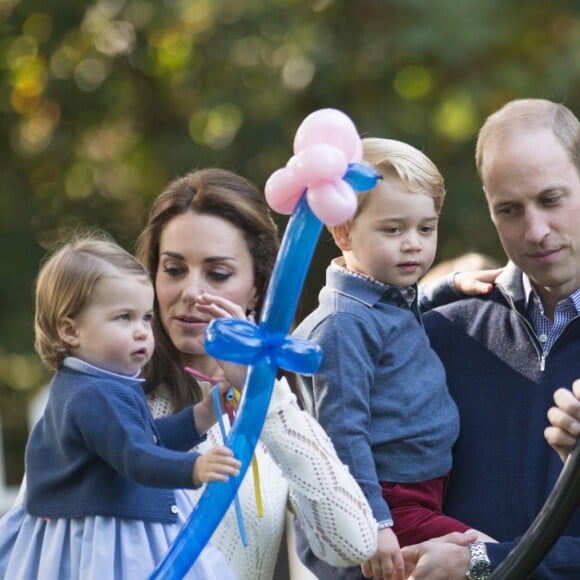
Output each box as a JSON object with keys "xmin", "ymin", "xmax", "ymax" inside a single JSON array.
[
  {"xmin": 360, "ymin": 526, "xmax": 404, "ymax": 579},
  {"xmin": 453, "ymin": 268, "xmax": 503, "ymax": 296},
  {"xmin": 193, "ymin": 446, "xmax": 241, "ymax": 485}
]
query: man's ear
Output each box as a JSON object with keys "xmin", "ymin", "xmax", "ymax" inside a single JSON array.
[
  {"xmin": 57, "ymin": 317, "xmax": 80, "ymax": 347},
  {"xmin": 331, "ymin": 223, "xmax": 352, "ymax": 251}
]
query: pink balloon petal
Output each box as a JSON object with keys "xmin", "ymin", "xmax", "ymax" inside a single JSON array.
[
  {"xmin": 306, "ymin": 179, "xmax": 357, "ymax": 226},
  {"xmin": 293, "ymin": 108, "xmax": 361, "ymax": 162},
  {"xmin": 294, "ymin": 144, "xmax": 348, "ymax": 188},
  {"xmin": 265, "ymin": 167, "xmax": 305, "ymax": 214}
]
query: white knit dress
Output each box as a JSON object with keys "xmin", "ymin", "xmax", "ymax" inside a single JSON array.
[{"xmin": 148, "ymin": 378, "xmax": 377, "ymax": 580}]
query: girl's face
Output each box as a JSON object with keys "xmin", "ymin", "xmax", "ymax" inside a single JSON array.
[
  {"xmin": 60, "ymin": 275, "xmax": 155, "ymax": 375},
  {"xmin": 155, "ymin": 211, "xmax": 258, "ymax": 366}
]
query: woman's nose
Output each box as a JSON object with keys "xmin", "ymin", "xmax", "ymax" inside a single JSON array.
[{"xmin": 181, "ymin": 274, "xmax": 204, "ymax": 303}]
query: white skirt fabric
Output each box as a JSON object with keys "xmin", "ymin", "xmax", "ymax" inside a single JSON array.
[{"xmin": 0, "ymin": 489, "xmax": 236, "ymax": 580}]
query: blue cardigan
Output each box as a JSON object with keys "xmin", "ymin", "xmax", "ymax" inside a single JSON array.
[
  {"xmin": 425, "ymin": 262, "xmax": 580, "ymax": 578},
  {"xmin": 25, "ymin": 360, "xmax": 203, "ymax": 523},
  {"xmin": 294, "ymin": 264, "xmax": 459, "ymax": 523}
]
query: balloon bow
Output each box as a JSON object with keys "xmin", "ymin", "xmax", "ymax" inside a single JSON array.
[{"xmin": 150, "ymin": 108, "xmax": 379, "ymax": 579}]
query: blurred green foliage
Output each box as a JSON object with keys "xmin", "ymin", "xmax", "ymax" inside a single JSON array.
[{"xmin": 0, "ymin": 0, "xmax": 579, "ymax": 481}]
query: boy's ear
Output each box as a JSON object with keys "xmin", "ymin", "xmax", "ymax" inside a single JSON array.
[
  {"xmin": 331, "ymin": 223, "xmax": 352, "ymax": 251},
  {"xmin": 57, "ymin": 317, "xmax": 80, "ymax": 347}
]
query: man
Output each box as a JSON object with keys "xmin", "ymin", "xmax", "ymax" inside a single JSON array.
[
  {"xmin": 294, "ymin": 98, "xmax": 580, "ymax": 579},
  {"xmin": 404, "ymin": 98, "xmax": 580, "ymax": 579}
]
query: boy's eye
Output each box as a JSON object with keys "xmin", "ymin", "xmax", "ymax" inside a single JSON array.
[
  {"xmin": 143, "ymin": 313, "xmax": 153, "ymax": 323},
  {"xmin": 117, "ymin": 313, "xmax": 130, "ymax": 321}
]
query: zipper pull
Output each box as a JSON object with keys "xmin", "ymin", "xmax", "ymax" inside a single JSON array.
[{"xmin": 540, "ymin": 353, "xmax": 546, "ymax": 371}]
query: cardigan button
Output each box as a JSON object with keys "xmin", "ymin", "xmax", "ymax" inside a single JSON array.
[{"xmin": 171, "ymin": 505, "xmax": 178, "ymax": 514}]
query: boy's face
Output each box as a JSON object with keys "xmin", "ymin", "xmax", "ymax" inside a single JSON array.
[{"xmin": 341, "ymin": 175, "xmax": 439, "ymax": 286}]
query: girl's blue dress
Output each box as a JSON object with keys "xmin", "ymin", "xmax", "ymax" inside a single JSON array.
[{"xmin": 0, "ymin": 489, "xmax": 235, "ymax": 579}]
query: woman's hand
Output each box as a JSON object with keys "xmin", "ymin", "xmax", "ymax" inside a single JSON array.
[
  {"xmin": 195, "ymin": 293, "xmax": 250, "ymax": 390},
  {"xmin": 193, "ymin": 381, "xmax": 232, "ymax": 434}
]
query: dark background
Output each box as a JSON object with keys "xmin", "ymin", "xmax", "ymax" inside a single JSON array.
[{"xmin": 1, "ymin": 0, "xmax": 579, "ymax": 483}]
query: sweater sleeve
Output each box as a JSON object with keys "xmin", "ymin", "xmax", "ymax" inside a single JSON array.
[
  {"xmin": 418, "ymin": 273, "xmax": 461, "ymax": 313},
  {"xmin": 260, "ymin": 377, "xmax": 378, "ymax": 566},
  {"xmin": 304, "ymin": 312, "xmax": 391, "ymax": 523},
  {"xmin": 487, "ymin": 536, "xmax": 580, "ymax": 579},
  {"xmin": 71, "ymin": 383, "xmax": 200, "ymax": 489},
  {"xmin": 154, "ymin": 406, "xmax": 204, "ymax": 451}
]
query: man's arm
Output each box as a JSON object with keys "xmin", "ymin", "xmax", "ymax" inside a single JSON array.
[{"xmin": 402, "ymin": 534, "xmax": 580, "ymax": 579}]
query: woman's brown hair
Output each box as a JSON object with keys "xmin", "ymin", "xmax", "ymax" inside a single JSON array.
[{"xmin": 135, "ymin": 168, "xmax": 281, "ymax": 410}]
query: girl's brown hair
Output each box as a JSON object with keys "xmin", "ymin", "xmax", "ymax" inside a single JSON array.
[{"xmin": 35, "ymin": 230, "xmax": 149, "ymax": 370}]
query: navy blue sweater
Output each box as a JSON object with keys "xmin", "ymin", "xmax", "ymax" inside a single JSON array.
[
  {"xmin": 424, "ymin": 262, "xmax": 580, "ymax": 578},
  {"xmin": 25, "ymin": 360, "xmax": 203, "ymax": 523}
]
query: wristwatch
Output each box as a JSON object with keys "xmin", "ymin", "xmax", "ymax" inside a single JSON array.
[{"xmin": 466, "ymin": 541, "xmax": 491, "ymax": 580}]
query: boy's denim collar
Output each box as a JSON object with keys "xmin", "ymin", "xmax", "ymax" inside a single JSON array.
[{"xmin": 327, "ymin": 260, "xmax": 416, "ymax": 309}]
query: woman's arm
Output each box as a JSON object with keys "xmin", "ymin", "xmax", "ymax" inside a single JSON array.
[{"xmin": 260, "ymin": 377, "xmax": 378, "ymax": 567}]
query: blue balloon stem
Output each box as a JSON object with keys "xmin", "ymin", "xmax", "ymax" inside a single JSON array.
[{"xmin": 211, "ymin": 385, "xmax": 248, "ymax": 547}]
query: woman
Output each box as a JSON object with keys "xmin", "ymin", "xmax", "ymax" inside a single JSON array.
[{"xmin": 135, "ymin": 168, "xmax": 377, "ymax": 580}]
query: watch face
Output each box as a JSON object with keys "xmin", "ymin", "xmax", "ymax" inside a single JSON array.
[{"xmin": 469, "ymin": 559, "xmax": 491, "ymax": 580}]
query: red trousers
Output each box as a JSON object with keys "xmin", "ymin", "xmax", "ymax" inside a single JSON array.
[{"xmin": 380, "ymin": 473, "xmax": 471, "ymax": 547}]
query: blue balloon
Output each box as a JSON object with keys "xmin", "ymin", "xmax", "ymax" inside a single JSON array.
[{"xmin": 150, "ymin": 160, "xmax": 378, "ymax": 579}]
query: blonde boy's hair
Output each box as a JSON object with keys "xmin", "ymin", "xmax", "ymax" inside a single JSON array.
[
  {"xmin": 353, "ymin": 137, "xmax": 446, "ymax": 220},
  {"xmin": 34, "ymin": 229, "xmax": 150, "ymax": 370}
]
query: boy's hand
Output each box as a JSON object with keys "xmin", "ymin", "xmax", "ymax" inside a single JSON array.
[
  {"xmin": 453, "ymin": 268, "xmax": 503, "ymax": 296},
  {"xmin": 193, "ymin": 446, "xmax": 241, "ymax": 485},
  {"xmin": 360, "ymin": 527, "xmax": 404, "ymax": 579}
]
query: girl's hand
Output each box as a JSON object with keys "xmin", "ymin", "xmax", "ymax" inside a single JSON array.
[
  {"xmin": 453, "ymin": 268, "xmax": 503, "ymax": 296},
  {"xmin": 193, "ymin": 446, "xmax": 241, "ymax": 485}
]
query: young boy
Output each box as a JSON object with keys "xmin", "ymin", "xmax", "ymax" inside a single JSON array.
[{"xmin": 294, "ymin": 138, "xmax": 494, "ymax": 579}]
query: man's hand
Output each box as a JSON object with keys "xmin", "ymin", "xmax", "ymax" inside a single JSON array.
[
  {"xmin": 360, "ymin": 527, "xmax": 404, "ymax": 579},
  {"xmin": 401, "ymin": 530, "xmax": 477, "ymax": 580},
  {"xmin": 453, "ymin": 268, "xmax": 503, "ymax": 296},
  {"xmin": 545, "ymin": 379, "xmax": 580, "ymax": 462}
]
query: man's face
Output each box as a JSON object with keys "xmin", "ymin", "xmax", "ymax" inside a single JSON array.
[{"xmin": 482, "ymin": 127, "xmax": 580, "ymax": 303}]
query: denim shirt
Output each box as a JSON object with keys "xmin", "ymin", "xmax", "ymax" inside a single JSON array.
[{"xmin": 294, "ymin": 263, "xmax": 460, "ymax": 522}]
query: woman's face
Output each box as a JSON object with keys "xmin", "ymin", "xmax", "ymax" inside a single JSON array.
[{"xmin": 155, "ymin": 211, "xmax": 258, "ymax": 363}]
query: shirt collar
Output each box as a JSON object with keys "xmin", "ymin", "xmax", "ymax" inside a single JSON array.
[
  {"xmin": 63, "ymin": 357, "xmax": 145, "ymax": 382},
  {"xmin": 330, "ymin": 257, "xmax": 416, "ymax": 306},
  {"xmin": 522, "ymin": 273, "xmax": 580, "ymax": 314}
]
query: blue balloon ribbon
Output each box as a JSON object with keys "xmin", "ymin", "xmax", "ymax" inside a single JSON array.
[{"xmin": 150, "ymin": 162, "xmax": 378, "ymax": 579}]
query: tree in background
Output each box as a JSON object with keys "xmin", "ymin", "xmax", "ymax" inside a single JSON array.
[{"xmin": 1, "ymin": 0, "xmax": 579, "ymax": 482}]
